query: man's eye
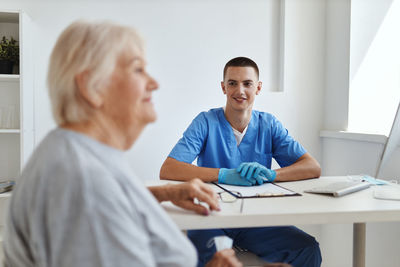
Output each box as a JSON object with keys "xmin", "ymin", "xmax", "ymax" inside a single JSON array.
[
  {"xmin": 244, "ymin": 82, "xmax": 252, "ymax": 87},
  {"xmin": 228, "ymin": 82, "xmax": 236, "ymax": 86}
]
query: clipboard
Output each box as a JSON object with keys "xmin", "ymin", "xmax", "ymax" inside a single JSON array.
[{"xmin": 212, "ymin": 182, "xmax": 301, "ymax": 198}]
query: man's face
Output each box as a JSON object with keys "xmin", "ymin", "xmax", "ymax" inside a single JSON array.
[{"xmin": 221, "ymin": 66, "xmax": 261, "ymax": 112}]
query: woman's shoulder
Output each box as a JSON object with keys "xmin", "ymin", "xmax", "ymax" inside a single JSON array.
[{"xmin": 18, "ymin": 129, "xmax": 122, "ymax": 197}]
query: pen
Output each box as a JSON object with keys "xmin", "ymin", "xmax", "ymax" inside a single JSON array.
[{"xmin": 256, "ymin": 192, "xmax": 285, "ymax": 197}]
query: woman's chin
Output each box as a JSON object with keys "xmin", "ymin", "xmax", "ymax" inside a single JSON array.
[{"xmin": 142, "ymin": 112, "xmax": 157, "ymax": 125}]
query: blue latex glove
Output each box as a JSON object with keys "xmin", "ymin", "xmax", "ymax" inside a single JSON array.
[
  {"xmin": 218, "ymin": 168, "xmax": 254, "ymax": 186},
  {"xmin": 237, "ymin": 162, "xmax": 276, "ymax": 184}
]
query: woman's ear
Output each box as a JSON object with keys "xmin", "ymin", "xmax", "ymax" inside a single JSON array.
[{"xmin": 75, "ymin": 71, "xmax": 103, "ymax": 108}]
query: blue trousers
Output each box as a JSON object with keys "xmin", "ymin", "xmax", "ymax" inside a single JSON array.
[{"xmin": 188, "ymin": 226, "xmax": 322, "ymax": 267}]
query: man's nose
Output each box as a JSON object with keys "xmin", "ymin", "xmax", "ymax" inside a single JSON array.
[{"xmin": 238, "ymin": 85, "xmax": 245, "ymax": 94}]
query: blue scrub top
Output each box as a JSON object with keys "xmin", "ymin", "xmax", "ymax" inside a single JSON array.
[{"xmin": 169, "ymin": 108, "xmax": 306, "ymax": 169}]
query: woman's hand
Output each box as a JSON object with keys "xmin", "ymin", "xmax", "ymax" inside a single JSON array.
[
  {"xmin": 149, "ymin": 178, "xmax": 220, "ymax": 215},
  {"xmin": 263, "ymin": 264, "xmax": 292, "ymax": 267},
  {"xmin": 205, "ymin": 249, "xmax": 243, "ymax": 267},
  {"xmin": 168, "ymin": 178, "xmax": 220, "ymax": 215}
]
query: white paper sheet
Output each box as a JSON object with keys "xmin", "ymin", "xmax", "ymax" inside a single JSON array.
[{"xmin": 213, "ymin": 182, "xmax": 297, "ymax": 197}]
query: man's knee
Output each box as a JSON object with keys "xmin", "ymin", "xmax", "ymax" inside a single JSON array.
[
  {"xmin": 299, "ymin": 241, "xmax": 322, "ymax": 267},
  {"xmin": 187, "ymin": 230, "xmax": 224, "ymax": 267}
]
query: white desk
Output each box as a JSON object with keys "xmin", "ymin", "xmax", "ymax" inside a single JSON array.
[{"xmin": 159, "ymin": 176, "xmax": 400, "ymax": 267}]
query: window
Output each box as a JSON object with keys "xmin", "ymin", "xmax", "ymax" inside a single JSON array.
[{"xmin": 348, "ymin": 0, "xmax": 400, "ymax": 135}]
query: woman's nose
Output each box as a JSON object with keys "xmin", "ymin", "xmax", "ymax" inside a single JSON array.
[{"xmin": 148, "ymin": 75, "xmax": 159, "ymax": 91}]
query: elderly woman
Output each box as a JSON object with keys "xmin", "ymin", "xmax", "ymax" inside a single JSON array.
[{"xmin": 3, "ymin": 21, "xmax": 241, "ymax": 267}]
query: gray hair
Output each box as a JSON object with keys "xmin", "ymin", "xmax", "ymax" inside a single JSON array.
[{"xmin": 47, "ymin": 20, "xmax": 144, "ymax": 125}]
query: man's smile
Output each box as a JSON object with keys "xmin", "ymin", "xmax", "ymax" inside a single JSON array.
[{"xmin": 233, "ymin": 96, "xmax": 247, "ymax": 101}]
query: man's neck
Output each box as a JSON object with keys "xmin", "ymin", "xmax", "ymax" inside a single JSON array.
[{"xmin": 224, "ymin": 106, "xmax": 252, "ymax": 133}]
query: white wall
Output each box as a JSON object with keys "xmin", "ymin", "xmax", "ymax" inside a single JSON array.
[
  {"xmin": 348, "ymin": 0, "xmax": 400, "ymax": 135},
  {"xmin": 11, "ymin": 0, "xmax": 400, "ymax": 267},
  {"xmin": 322, "ymin": 0, "xmax": 400, "ymax": 266},
  {"xmin": 0, "ymin": 0, "xmax": 328, "ymax": 264},
  {"xmin": 323, "ymin": 0, "xmax": 400, "ymax": 182},
  {"xmin": 323, "ymin": 0, "xmax": 350, "ymax": 131},
  {"xmin": 349, "ymin": 0, "xmax": 394, "ymax": 81},
  {"xmin": 0, "ymin": 0, "xmax": 325, "ymax": 181},
  {"xmin": 380, "ymin": 147, "xmax": 400, "ymax": 180},
  {"xmin": 1, "ymin": 0, "xmax": 398, "ymax": 267},
  {"xmin": 320, "ymin": 134, "xmax": 400, "ymax": 267}
]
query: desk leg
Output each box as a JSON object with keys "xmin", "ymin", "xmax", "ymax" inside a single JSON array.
[{"xmin": 353, "ymin": 223, "xmax": 366, "ymax": 267}]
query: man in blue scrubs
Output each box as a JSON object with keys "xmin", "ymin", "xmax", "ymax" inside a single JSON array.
[{"xmin": 160, "ymin": 57, "xmax": 322, "ymax": 267}]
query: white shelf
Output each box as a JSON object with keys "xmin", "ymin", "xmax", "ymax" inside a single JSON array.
[
  {"xmin": 0, "ymin": 129, "xmax": 20, "ymax": 133},
  {"xmin": 0, "ymin": 12, "xmax": 18, "ymax": 23},
  {"xmin": 0, "ymin": 75, "xmax": 20, "ymax": 82},
  {"xmin": 0, "ymin": 10, "xmax": 34, "ymax": 180}
]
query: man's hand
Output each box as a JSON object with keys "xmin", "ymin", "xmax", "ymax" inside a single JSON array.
[
  {"xmin": 205, "ymin": 249, "xmax": 243, "ymax": 267},
  {"xmin": 218, "ymin": 168, "xmax": 254, "ymax": 186},
  {"xmin": 237, "ymin": 162, "xmax": 276, "ymax": 184},
  {"xmin": 165, "ymin": 179, "xmax": 220, "ymax": 215}
]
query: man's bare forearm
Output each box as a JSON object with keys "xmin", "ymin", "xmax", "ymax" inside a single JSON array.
[
  {"xmin": 160, "ymin": 157, "xmax": 219, "ymax": 182},
  {"xmin": 275, "ymin": 153, "xmax": 321, "ymax": 182},
  {"xmin": 160, "ymin": 154, "xmax": 321, "ymax": 183}
]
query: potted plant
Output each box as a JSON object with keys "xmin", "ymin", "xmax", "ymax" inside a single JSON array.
[{"xmin": 0, "ymin": 36, "xmax": 19, "ymax": 74}]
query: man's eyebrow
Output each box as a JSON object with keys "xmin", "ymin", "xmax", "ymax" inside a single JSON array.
[
  {"xmin": 227, "ymin": 79, "xmax": 237, "ymax": 82},
  {"xmin": 242, "ymin": 80, "xmax": 254, "ymax": 83}
]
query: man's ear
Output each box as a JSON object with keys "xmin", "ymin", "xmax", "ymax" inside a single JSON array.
[
  {"xmin": 256, "ymin": 81, "xmax": 262, "ymax": 95},
  {"xmin": 221, "ymin": 81, "xmax": 227, "ymax": 95},
  {"xmin": 75, "ymin": 71, "xmax": 103, "ymax": 108}
]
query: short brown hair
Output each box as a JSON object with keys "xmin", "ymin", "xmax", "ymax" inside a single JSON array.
[{"xmin": 223, "ymin": 57, "xmax": 259, "ymax": 80}]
